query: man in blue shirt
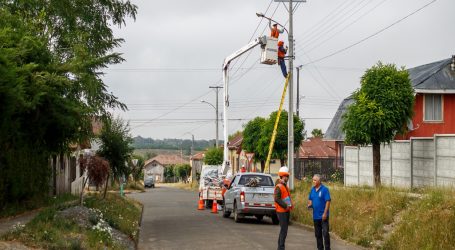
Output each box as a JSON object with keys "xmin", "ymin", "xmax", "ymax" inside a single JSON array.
[{"xmin": 308, "ymin": 174, "xmax": 331, "ymax": 250}]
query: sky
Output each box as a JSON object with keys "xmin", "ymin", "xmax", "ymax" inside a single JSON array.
[{"xmin": 102, "ymin": 0, "xmax": 455, "ymax": 141}]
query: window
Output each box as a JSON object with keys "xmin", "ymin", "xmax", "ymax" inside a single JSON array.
[
  {"xmin": 238, "ymin": 175, "xmax": 274, "ymax": 187},
  {"xmin": 424, "ymin": 94, "xmax": 443, "ymax": 121}
]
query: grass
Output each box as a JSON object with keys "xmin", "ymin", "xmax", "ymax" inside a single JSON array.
[
  {"xmin": 291, "ymin": 180, "xmax": 412, "ymax": 248},
  {"xmin": 162, "ymin": 181, "xmax": 199, "ymax": 191},
  {"xmin": 0, "ymin": 193, "xmax": 78, "ymax": 219},
  {"xmin": 1, "ymin": 193, "xmax": 142, "ymax": 250},
  {"xmin": 383, "ymin": 188, "xmax": 455, "ymax": 250},
  {"xmin": 84, "ymin": 193, "xmax": 143, "ymax": 243}
]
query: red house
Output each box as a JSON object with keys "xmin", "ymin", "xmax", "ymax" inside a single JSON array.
[
  {"xmin": 325, "ymin": 55, "xmax": 455, "ymax": 165},
  {"xmin": 400, "ymin": 56, "xmax": 455, "ymax": 138}
]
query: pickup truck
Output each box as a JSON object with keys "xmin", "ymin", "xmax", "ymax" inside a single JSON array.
[
  {"xmin": 199, "ymin": 165, "xmax": 223, "ymax": 208},
  {"xmin": 222, "ymin": 172, "xmax": 279, "ymax": 224}
]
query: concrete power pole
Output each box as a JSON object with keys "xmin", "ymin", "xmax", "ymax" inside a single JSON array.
[
  {"xmin": 288, "ymin": 0, "xmax": 295, "ymax": 190},
  {"xmin": 209, "ymin": 86, "xmax": 222, "ymax": 148}
]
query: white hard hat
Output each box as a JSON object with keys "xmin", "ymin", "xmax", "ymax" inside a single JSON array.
[{"xmin": 278, "ymin": 166, "xmax": 289, "ymax": 177}]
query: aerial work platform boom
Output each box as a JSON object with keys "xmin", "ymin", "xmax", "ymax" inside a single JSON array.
[{"xmin": 221, "ymin": 36, "xmax": 278, "ymax": 175}]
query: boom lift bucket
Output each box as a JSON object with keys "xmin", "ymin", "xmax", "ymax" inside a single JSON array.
[{"xmin": 260, "ymin": 36, "xmax": 278, "ymax": 65}]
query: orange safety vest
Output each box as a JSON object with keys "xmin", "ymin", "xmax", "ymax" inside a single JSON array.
[
  {"xmin": 278, "ymin": 46, "xmax": 286, "ymax": 59},
  {"xmin": 271, "ymin": 27, "xmax": 279, "ymax": 39},
  {"xmin": 275, "ymin": 183, "xmax": 292, "ymax": 213}
]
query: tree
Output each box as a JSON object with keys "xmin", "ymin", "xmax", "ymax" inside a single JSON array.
[
  {"xmin": 204, "ymin": 147, "xmax": 223, "ymax": 165},
  {"xmin": 258, "ymin": 110, "xmax": 305, "ymax": 166},
  {"xmin": 130, "ymin": 155, "xmax": 145, "ymax": 184},
  {"xmin": 164, "ymin": 166, "xmax": 175, "ymax": 182},
  {"xmin": 311, "ymin": 128, "xmax": 324, "ymax": 138},
  {"xmin": 97, "ymin": 116, "xmax": 134, "ymax": 186},
  {"xmin": 0, "ymin": 1, "xmax": 136, "ymax": 207},
  {"xmin": 174, "ymin": 164, "xmax": 191, "ymax": 182},
  {"xmin": 242, "ymin": 117, "xmax": 267, "ymax": 172},
  {"xmin": 80, "ymin": 155, "xmax": 110, "ymax": 204},
  {"xmin": 342, "ymin": 62, "xmax": 414, "ymax": 187}
]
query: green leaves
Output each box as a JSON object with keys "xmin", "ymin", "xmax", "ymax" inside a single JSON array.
[
  {"xmin": 342, "ymin": 62, "xmax": 414, "ymax": 145},
  {"xmin": 204, "ymin": 147, "xmax": 223, "ymax": 165}
]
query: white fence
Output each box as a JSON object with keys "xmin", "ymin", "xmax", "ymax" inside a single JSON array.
[{"xmin": 344, "ymin": 135, "xmax": 455, "ymax": 188}]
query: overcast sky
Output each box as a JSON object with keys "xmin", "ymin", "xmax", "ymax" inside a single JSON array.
[{"xmin": 102, "ymin": 0, "xmax": 454, "ymax": 141}]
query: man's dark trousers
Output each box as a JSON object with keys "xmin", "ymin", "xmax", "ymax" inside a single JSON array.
[
  {"xmin": 314, "ymin": 219, "xmax": 330, "ymax": 250},
  {"xmin": 277, "ymin": 211, "xmax": 290, "ymax": 250}
]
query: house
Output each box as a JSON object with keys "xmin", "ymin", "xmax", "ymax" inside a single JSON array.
[
  {"xmin": 296, "ymin": 137, "xmax": 337, "ymax": 180},
  {"xmin": 144, "ymin": 154, "xmax": 188, "ymax": 183},
  {"xmin": 325, "ymin": 55, "xmax": 455, "ymax": 164},
  {"xmin": 50, "ymin": 117, "xmax": 103, "ymax": 196},
  {"xmin": 227, "ymin": 133, "xmax": 281, "ymax": 175}
]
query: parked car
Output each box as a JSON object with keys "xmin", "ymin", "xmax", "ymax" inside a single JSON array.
[
  {"xmin": 144, "ymin": 177, "xmax": 155, "ymax": 188},
  {"xmin": 223, "ymin": 173, "xmax": 278, "ymax": 224}
]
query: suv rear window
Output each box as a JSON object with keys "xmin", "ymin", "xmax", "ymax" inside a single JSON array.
[{"xmin": 238, "ymin": 175, "xmax": 274, "ymax": 187}]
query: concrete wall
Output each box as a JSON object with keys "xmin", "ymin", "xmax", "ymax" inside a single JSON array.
[
  {"xmin": 435, "ymin": 135, "xmax": 455, "ymax": 186},
  {"xmin": 344, "ymin": 135, "xmax": 455, "ymax": 188}
]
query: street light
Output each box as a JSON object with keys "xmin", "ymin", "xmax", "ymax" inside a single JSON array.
[
  {"xmin": 256, "ymin": 12, "xmax": 289, "ymax": 34},
  {"xmin": 200, "ymin": 100, "xmax": 219, "ymax": 148}
]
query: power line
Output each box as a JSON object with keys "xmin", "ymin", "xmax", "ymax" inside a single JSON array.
[{"xmin": 302, "ymin": 0, "xmax": 438, "ymax": 66}]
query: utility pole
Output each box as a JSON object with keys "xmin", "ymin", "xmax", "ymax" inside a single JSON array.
[
  {"xmin": 288, "ymin": 0, "xmax": 295, "ymax": 190},
  {"xmin": 296, "ymin": 66, "xmax": 301, "ymax": 180},
  {"xmin": 190, "ymin": 134, "xmax": 195, "ymax": 183},
  {"xmin": 209, "ymin": 86, "xmax": 222, "ymax": 148}
]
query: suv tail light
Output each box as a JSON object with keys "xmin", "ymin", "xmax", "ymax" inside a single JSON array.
[{"xmin": 240, "ymin": 191, "xmax": 245, "ymax": 202}]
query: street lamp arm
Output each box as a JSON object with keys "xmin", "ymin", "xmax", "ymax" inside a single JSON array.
[
  {"xmin": 256, "ymin": 12, "xmax": 289, "ymax": 34},
  {"xmin": 200, "ymin": 100, "xmax": 216, "ymax": 110}
]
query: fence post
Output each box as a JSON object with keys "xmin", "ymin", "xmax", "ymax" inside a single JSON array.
[
  {"xmin": 410, "ymin": 138, "xmax": 414, "ymax": 189},
  {"xmin": 434, "ymin": 135, "xmax": 438, "ymax": 186},
  {"xmin": 357, "ymin": 146, "xmax": 360, "ymax": 186},
  {"xmin": 390, "ymin": 142, "xmax": 393, "ymax": 187}
]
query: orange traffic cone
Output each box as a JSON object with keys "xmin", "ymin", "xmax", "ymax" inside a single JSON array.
[
  {"xmin": 211, "ymin": 192, "xmax": 218, "ymax": 214},
  {"xmin": 198, "ymin": 194, "xmax": 204, "ymax": 210}
]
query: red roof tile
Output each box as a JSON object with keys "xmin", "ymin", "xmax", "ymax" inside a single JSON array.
[
  {"xmin": 228, "ymin": 133, "xmax": 243, "ymax": 150},
  {"xmin": 191, "ymin": 152, "xmax": 205, "ymax": 160},
  {"xmin": 144, "ymin": 154, "xmax": 188, "ymax": 166},
  {"xmin": 298, "ymin": 137, "xmax": 336, "ymax": 159}
]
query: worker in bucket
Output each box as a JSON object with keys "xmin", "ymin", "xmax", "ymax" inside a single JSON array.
[
  {"xmin": 278, "ymin": 41, "xmax": 288, "ymax": 78},
  {"xmin": 269, "ymin": 20, "xmax": 284, "ymax": 39},
  {"xmin": 274, "ymin": 166, "xmax": 293, "ymax": 250}
]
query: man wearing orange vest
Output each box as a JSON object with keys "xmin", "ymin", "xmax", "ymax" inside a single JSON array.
[
  {"xmin": 278, "ymin": 41, "xmax": 288, "ymax": 78},
  {"xmin": 274, "ymin": 166, "xmax": 292, "ymax": 250},
  {"xmin": 269, "ymin": 20, "xmax": 284, "ymax": 39}
]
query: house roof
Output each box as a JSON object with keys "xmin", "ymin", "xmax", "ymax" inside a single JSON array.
[
  {"xmin": 191, "ymin": 152, "xmax": 204, "ymax": 160},
  {"xmin": 324, "ymin": 95, "xmax": 354, "ymax": 141},
  {"xmin": 144, "ymin": 154, "xmax": 188, "ymax": 166},
  {"xmin": 298, "ymin": 137, "xmax": 336, "ymax": 159},
  {"xmin": 228, "ymin": 133, "xmax": 243, "ymax": 150},
  {"xmin": 324, "ymin": 56, "xmax": 455, "ymax": 141},
  {"xmin": 409, "ymin": 57, "xmax": 455, "ymax": 93}
]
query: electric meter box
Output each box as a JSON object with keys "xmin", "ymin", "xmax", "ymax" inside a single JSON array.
[{"xmin": 260, "ymin": 37, "xmax": 278, "ymax": 65}]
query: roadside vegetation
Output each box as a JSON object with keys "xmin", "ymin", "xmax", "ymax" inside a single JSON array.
[
  {"xmin": 1, "ymin": 193, "xmax": 142, "ymax": 250},
  {"xmin": 291, "ymin": 180, "xmax": 455, "ymax": 249},
  {"xmin": 0, "ymin": 194, "xmax": 77, "ymax": 219},
  {"xmin": 383, "ymin": 188, "xmax": 455, "ymax": 249}
]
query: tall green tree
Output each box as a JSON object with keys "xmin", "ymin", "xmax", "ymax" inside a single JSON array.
[
  {"xmin": 242, "ymin": 117, "xmax": 267, "ymax": 172},
  {"xmin": 97, "ymin": 117, "xmax": 134, "ymax": 182},
  {"xmin": 342, "ymin": 62, "xmax": 414, "ymax": 187},
  {"xmin": 311, "ymin": 128, "xmax": 324, "ymax": 138},
  {"xmin": 258, "ymin": 110, "xmax": 305, "ymax": 166},
  {"xmin": 204, "ymin": 147, "xmax": 223, "ymax": 165}
]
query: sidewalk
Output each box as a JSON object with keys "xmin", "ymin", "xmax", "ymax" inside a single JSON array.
[{"xmin": 0, "ymin": 209, "xmax": 41, "ymax": 236}]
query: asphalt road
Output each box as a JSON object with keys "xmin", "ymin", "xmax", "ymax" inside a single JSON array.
[{"xmin": 129, "ymin": 185, "xmax": 362, "ymax": 250}]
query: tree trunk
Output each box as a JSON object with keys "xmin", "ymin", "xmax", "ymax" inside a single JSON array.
[
  {"xmin": 373, "ymin": 143, "xmax": 381, "ymax": 187},
  {"xmin": 260, "ymin": 160, "xmax": 265, "ymax": 173},
  {"xmin": 79, "ymin": 177, "xmax": 88, "ymax": 206},
  {"xmin": 103, "ymin": 172, "xmax": 110, "ymax": 199}
]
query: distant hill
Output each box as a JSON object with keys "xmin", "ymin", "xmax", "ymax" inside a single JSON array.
[{"xmin": 132, "ymin": 136, "xmax": 221, "ymax": 151}]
